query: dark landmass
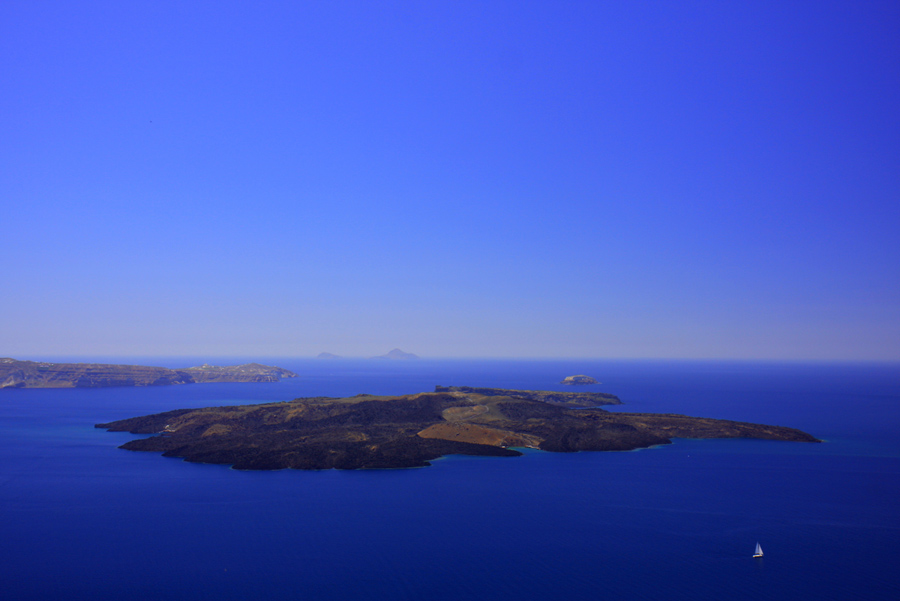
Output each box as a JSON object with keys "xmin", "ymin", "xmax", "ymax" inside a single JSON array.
[
  {"xmin": 434, "ymin": 386, "xmax": 621, "ymax": 407},
  {"xmin": 372, "ymin": 349, "xmax": 418, "ymax": 360},
  {"xmin": 561, "ymin": 374, "xmax": 599, "ymax": 385},
  {"xmin": 0, "ymin": 358, "xmax": 297, "ymax": 389},
  {"xmin": 97, "ymin": 388, "xmax": 820, "ymax": 470},
  {"xmin": 316, "ymin": 352, "xmax": 343, "ymax": 359}
]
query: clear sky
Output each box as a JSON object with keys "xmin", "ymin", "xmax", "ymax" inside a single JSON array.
[{"xmin": 2, "ymin": 1, "xmax": 898, "ymax": 360}]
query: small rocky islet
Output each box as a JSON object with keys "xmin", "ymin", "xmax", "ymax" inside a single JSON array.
[
  {"xmin": 97, "ymin": 386, "xmax": 820, "ymax": 470},
  {"xmin": 560, "ymin": 375, "xmax": 600, "ymax": 385}
]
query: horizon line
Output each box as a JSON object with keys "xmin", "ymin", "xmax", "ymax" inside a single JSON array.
[{"xmin": 7, "ymin": 354, "xmax": 900, "ymax": 365}]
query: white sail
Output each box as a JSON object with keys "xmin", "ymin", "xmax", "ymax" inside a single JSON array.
[{"xmin": 753, "ymin": 543, "xmax": 763, "ymax": 557}]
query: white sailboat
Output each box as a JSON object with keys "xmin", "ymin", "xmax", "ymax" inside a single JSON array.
[{"xmin": 753, "ymin": 542, "xmax": 763, "ymax": 558}]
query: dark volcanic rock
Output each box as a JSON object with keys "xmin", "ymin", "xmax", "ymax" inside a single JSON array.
[
  {"xmin": 97, "ymin": 388, "xmax": 820, "ymax": 470},
  {"xmin": 434, "ymin": 385, "xmax": 621, "ymax": 407}
]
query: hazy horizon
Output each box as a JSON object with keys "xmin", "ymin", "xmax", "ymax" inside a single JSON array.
[
  {"xmin": 3, "ymin": 1, "xmax": 898, "ymax": 361},
  {"xmin": 8, "ymin": 353, "xmax": 899, "ymax": 366}
]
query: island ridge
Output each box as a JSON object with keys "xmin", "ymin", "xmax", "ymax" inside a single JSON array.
[{"xmin": 0, "ymin": 358, "xmax": 297, "ymax": 389}]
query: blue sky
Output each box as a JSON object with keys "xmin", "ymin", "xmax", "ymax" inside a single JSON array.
[{"xmin": 2, "ymin": 1, "xmax": 898, "ymax": 360}]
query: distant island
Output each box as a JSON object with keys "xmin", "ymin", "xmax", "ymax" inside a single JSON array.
[
  {"xmin": 372, "ymin": 349, "xmax": 418, "ymax": 360},
  {"xmin": 0, "ymin": 358, "xmax": 297, "ymax": 389},
  {"xmin": 97, "ymin": 386, "xmax": 820, "ymax": 470},
  {"xmin": 560, "ymin": 375, "xmax": 599, "ymax": 385},
  {"xmin": 316, "ymin": 352, "xmax": 343, "ymax": 359}
]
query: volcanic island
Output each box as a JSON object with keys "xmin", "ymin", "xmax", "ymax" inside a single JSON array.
[{"xmin": 97, "ymin": 385, "xmax": 820, "ymax": 470}]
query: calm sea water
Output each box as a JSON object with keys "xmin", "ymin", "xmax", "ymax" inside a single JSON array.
[{"xmin": 1, "ymin": 359, "xmax": 898, "ymax": 600}]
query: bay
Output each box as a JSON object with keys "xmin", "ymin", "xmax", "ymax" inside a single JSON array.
[{"xmin": 1, "ymin": 359, "xmax": 898, "ymax": 600}]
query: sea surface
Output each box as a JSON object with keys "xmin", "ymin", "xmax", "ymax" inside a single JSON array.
[{"xmin": 1, "ymin": 359, "xmax": 898, "ymax": 600}]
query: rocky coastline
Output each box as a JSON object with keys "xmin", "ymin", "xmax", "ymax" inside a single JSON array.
[{"xmin": 0, "ymin": 358, "xmax": 297, "ymax": 389}]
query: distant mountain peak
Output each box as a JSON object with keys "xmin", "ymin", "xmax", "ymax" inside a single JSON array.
[
  {"xmin": 316, "ymin": 352, "xmax": 342, "ymax": 359},
  {"xmin": 373, "ymin": 348, "xmax": 419, "ymax": 360}
]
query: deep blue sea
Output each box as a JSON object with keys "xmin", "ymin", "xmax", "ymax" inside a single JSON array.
[{"xmin": 2, "ymin": 359, "xmax": 898, "ymax": 600}]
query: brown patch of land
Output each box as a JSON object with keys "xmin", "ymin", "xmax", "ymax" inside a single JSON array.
[{"xmin": 418, "ymin": 422, "xmax": 543, "ymax": 448}]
